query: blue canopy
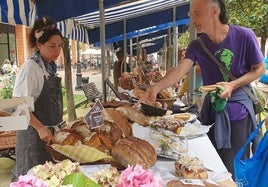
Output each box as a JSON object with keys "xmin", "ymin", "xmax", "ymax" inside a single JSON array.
[{"xmin": 1, "ymin": 0, "xmax": 190, "ymax": 47}]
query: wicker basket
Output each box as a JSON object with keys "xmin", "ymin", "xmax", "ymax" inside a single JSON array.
[
  {"xmin": 46, "ymin": 144, "xmax": 73, "ymax": 162},
  {"xmin": 156, "ymin": 98, "xmax": 176, "ymax": 110},
  {"xmin": 46, "ymin": 144, "xmax": 124, "ymax": 169},
  {"xmin": 0, "ymin": 131, "xmax": 17, "ymax": 150},
  {"xmin": 118, "ymin": 55, "xmax": 143, "ymax": 90}
]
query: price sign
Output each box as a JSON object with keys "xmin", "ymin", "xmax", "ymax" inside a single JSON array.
[{"xmin": 84, "ymin": 100, "xmax": 104, "ymax": 129}]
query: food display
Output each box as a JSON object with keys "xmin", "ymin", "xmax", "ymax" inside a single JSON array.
[
  {"xmin": 21, "ymin": 98, "xmax": 235, "ymax": 187},
  {"xmin": 150, "ymin": 113, "xmax": 195, "ymax": 134},
  {"xmin": 174, "ymin": 156, "xmax": 208, "ymax": 179}
]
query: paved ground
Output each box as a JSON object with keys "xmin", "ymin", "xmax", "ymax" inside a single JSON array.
[{"xmin": 0, "ymin": 67, "xmax": 113, "ymax": 186}]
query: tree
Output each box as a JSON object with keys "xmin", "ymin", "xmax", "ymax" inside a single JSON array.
[
  {"xmin": 226, "ymin": 0, "xmax": 268, "ymax": 56},
  {"xmin": 62, "ymin": 38, "xmax": 77, "ymax": 121}
]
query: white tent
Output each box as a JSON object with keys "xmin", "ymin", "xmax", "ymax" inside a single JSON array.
[{"xmin": 81, "ymin": 48, "xmax": 101, "ymax": 55}]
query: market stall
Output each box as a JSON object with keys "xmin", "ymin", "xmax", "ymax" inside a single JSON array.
[{"xmin": 7, "ymin": 99, "xmax": 236, "ymax": 187}]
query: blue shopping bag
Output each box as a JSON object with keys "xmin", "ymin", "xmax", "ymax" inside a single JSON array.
[{"xmin": 234, "ymin": 120, "xmax": 268, "ymax": 187}]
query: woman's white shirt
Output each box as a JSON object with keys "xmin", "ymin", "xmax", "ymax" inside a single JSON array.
[{"xmin": 12, "ymin": 59, "xmax": 45, "ymax": 101}]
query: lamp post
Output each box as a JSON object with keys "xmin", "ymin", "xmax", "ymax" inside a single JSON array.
[{"xmin": 75, "ymin": 62, "xmax": 82, "ymax": 90}]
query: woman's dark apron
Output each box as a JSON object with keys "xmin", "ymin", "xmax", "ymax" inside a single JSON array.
[{"xmin": 13, "ymin": 76, "xmax": 63, "ymax": 178}]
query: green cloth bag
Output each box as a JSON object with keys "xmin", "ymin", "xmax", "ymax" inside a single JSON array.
[{"xmin": 209, "ymin": 86, "xmax": 227, "ymax": 112}]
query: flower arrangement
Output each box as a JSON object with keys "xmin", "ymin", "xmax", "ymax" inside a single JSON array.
[
  {"xmin": 117, "ymin": 165, "xmax": 163, "ymax": 187},
  {"xmin": 10, "ymin": 161, "xmax": 163, "ymax": 187},
  {"xmin": 10, "ymin": 175, "xmax": 48, "ymax": 187}
]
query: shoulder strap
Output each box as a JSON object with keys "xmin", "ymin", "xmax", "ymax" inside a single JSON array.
[{"xmin": 197, "ymin": 37, "xmax": 258, "ymax": 103}]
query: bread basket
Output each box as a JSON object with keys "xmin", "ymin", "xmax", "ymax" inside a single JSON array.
[
  {"xmin": 118, "ymin": 55, "xmax": 143, "ymax": 90},
  {"xmin": 0, "ymin": 111, "xmax": 17, "ymax": 150}
]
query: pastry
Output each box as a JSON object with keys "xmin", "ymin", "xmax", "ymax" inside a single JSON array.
[
  {"xmin": 173, "ymin": 113, "xmax": 191, "ymax": 121},
  {"xmin": 174, "ymin": 156, "xmax": 208, "ymax": 179}
]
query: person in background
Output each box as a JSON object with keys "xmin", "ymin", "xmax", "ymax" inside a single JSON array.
[
  {"xmin": 12, "ymin": 16, "xmax": 63, "ymax": 181},
  {"xmin": 139, "ymin": 0, "xmax": 265, "ymax": 177},
  {"xmin": 2, "ymin": 59, "xmax": 12, "ymax": 74},
  {"xmin": 113, "ymin": 48, "xmax": 125, "ymax": 88}
]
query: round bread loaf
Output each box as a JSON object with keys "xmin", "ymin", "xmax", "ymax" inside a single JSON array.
[{"xmin": 111, "ymin": 136, "xmax": 157, "ymax": 169}]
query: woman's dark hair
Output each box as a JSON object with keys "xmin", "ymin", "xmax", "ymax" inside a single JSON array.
[
  {"xmin": 212, "ymin": 0, "xmax": 229, "ymax": 24},
  {"xmin": 29, "ymin": 16, "xmax": 62, "ymax": 48}
]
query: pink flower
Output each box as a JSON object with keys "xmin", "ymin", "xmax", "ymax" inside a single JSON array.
[
  {"xmin": 117, "ymin": 165, "xmax": 163, "ymax": 187},
  {"xmin": 10, "ymin": 175, "xmax": 48, "ymax": 187}
]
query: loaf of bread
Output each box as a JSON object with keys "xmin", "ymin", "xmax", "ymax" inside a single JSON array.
[
  {"xmin": 52, "ymin": 129, "xmax": 83, "ymax": 146},
  {"xmin": 104, "ymin": 108, "xmax": 132, "ymax": 137},
  {"xmin": 174, "ymin": 156, "xmax": 208, "ymax": 179},
  {"xmin": 82, "ymin": 132, "xmax": 101, "ymax": 147},
  {"xmin": 115, "ymin": 105, "xmax": 148, "ymax": 126},
  {"xmin": 70, "ymin": 119, "xmax": 92, "ymax": 138},
  {"xmin": 98, "ymin": 122, "xmax": 124, "ymax": 150},
  {"xmin": 101, "ymin": 100, "xmax": 132, "ymax": 108},
  {"xmin": 111, "ymin": 136, "xmax": 157, "ymax": 169}
]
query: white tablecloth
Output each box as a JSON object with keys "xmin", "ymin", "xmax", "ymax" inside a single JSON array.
[{"xmin": 132, "ymin": 122, "xmax": 231, "ymax": 184}]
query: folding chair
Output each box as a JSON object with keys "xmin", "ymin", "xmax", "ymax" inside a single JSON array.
[{"xmin": 81, "ymin": 82, "xmax": 102, "ymax": 107}]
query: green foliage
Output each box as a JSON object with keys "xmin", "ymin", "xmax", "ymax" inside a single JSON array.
[
  {"xmin": 178, "ymin": 29, "xmax": 190, "ymax": 49},
  {"xmin": 0, "ymin": 73, "xmax": 16, "ymax": 99},
  {"xmin": 226, "ymin": 0, "xmax": 268, "ymax": 37},
  {"xmin": 62, "ymin": 93, "xmax": 86, "ymax": 109}
]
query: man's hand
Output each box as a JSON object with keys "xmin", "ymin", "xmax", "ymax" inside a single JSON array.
[
  {"xmin": 217, "ymin": 82, "xmax": 235, "ymax": 99},
  {"xmin": 138, "ymin": 86, "xmax": 158, "ymax": 105}
]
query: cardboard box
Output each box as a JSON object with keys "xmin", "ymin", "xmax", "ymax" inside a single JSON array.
[{"xmin": 0, "ymin": 97, "xmax": 34, "ymax": 131}]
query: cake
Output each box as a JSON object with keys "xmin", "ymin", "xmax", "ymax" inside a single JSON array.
[{"xmin": 174, "ymin": 156, "xmax": 208, "ymax": 179}]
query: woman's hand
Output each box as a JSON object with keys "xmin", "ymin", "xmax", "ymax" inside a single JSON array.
[{"xmin": 37, "ymin": 126, "xmax": 53, "ymax": 143}]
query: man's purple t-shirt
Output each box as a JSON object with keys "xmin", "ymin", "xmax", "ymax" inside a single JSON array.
[{"xmin": 185, "ymin": 25, "xmax": 264, "ymax": 121}]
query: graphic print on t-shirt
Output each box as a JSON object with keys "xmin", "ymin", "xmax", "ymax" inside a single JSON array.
[{"xmin": 215, "ymin": 48, "xmax": 234, "ymax": 81}]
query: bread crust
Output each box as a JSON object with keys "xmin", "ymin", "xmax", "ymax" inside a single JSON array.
[
  {"xmin": 104, "ymin": 108, "xmax": 132, "ymax": 137},
  {"xmin": 52, "ymin": 129, "xmax": 83, "ymax": 145},
  {"xmin": 111, "ymin": 136, "xmax": 157, "ymax": 169},
  {"xmin": 115, "ymin": 105, "xmax": 148, "ymax": 126}
]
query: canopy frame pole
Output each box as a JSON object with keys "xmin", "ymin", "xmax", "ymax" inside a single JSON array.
[
  {"xmin": 173, "ymin": 6, "xmax": 178, "ymax": 67},
  {"xmin": 188, "ymin": 25, "xmax": 197, "ymax": 105},
  {"xmin": 99, "ymin": 0, "xmax": 107, "ymax": 101},
  {"xmin": 123, "ymin": 19, "xmax": 127, "ymax": 72}
]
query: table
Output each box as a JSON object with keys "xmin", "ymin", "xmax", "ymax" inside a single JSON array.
[{"xmin": 132, "ymin": 123, "xmax": 235, "ymax": 186}]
